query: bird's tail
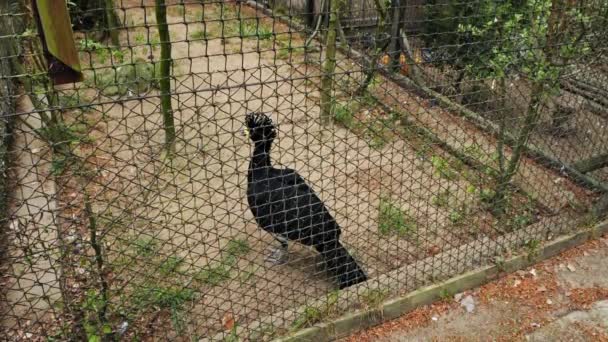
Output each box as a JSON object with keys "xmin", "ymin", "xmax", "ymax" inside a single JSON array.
[{"xmin": 317, "ymin": 241, "xmax": 367, "ymax": 289}]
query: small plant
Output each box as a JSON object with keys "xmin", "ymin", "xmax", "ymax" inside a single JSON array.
[
  {"xmin": 508, "ymin": 213, "xmax": 532, "ymax": 231},
  {"xmin": 333, "ymin": 103, "xmax": 355, "ymax": 128},
  {"xmin": 360, "ymin": 288, "xmax": 389, "ymax": 308},
  {"xmin": 194, "ymin": 238, "xmax": 250, "ymax": 286},
  {"xmin": 195, "ymin": 263, "xmax": 231, "ymax": 286},
  {"xmin": 239, "ymin": 20, "xmax": 273, "ymax": 40},
  {"xmin": 431, "ymin": 155, "xmax": 458, "ymax": 180},
  {"xmin": 432, "ymin": 189, "xmax": 451, "ymax": 207},
  {"xmin": 132, "ymin": 237, "xmax": 159, "ymax": 257},
  {"xmin": 466, "ymin": 184, "xmax": 476, "ymax": 194},
  {"xmin": 159, "ymin": 256, "xmax": 185, "ymax": 276},
  {"xmin": 525, "ymin": 239, "xmax": 541, "ymax": 261},
  {"xmin": 494, "ymin": 255, "xmax": 506, "ymax": 272},
  {"xmin": 225, "ymin": 238, "xmax": 250, "ymax": 256},
  {"xmin": 378, "ymin": 197, "xmax": 416, "ymax": 237},
  {"xmin": 479, "ymin": 188, "xmax": 496, "ymax": 204},
  {"xmin": 223, "ymin": 325, "xmax": 239, "ymax": 342},
  {"xmin": 78, "ymin": 38, "xmax": 124, "ymax": 64},
  {"xmin": 82, "ymin": 289, "xmax": 112, "ymax": 342},
  {"xmin": 292, "ymin": 306, "xmax": 322, "ymax": 329},
  {"xmin": 134, "ymin": 32, "xmax": 146, "ymax": 44},
  {"xmin": 448, "ymin": 206, "xmax": 467, "ymax": 226},
  {"xmin": 132, "ymin": 285, "xmax": 195, "ymax": 334},
  {"xmin": 190, "ymin": 29, "xmax": 206, "ymax": 40},
  {"xmin": 439, "ymin": 288, "xmax": 451, "ymax": 301}
]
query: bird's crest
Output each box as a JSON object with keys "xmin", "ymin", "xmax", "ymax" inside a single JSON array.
[{"xmin": 245, "ymin": 112, "xmax": 276, "ymax": 142}]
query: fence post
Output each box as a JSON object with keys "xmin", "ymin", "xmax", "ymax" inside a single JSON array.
[
  {"xmin": 0, "ymin": 0, "xmax": 22, "ymax": 259},
  {"xmin": 155, "ymin": 0, "xmax": 176, "ymax": 155},
  {"xmin": 320, "ymin": 0, "xmax": 341, "ymax": 125}
]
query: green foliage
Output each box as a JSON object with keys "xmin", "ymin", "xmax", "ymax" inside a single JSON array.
[
  {"xmin": 292, "ymin": 306, "xmax": 322, "ymax": 330},
  {"xmin": 360, "ymin": 288, "xmax": 389, "ymax": 308},
  {"xmin": 132, "ymin": 237, "xmax": 159, "ymax": 257},
  {"xmin": 239, "ymin": 20, "xmax": 273, "ymax": 40},
  {"xmin": 431, "ymin": 155, "xmax": 458, "ymax": 180},
  {"xmin": 449, "ymin": 208, "xmax": 464, "ymax": 225},
  {"xmin": 159, "ymin": 256, "xmax": 185, "ymax": 276},
  {"xmin": 509, "ymin": 213, "xmax": 533, "ymax": 231},
  {"xmin": 78, "ymin": 38, "xmax": 125, "ymax": 64},
  {"xmin": 194, "ymin": 238, "xmax": 250, "ymax": 286},
  {"xmin": 132, "ymin": 284, "xmax": 195, "ymax": 333},
  {"xmin": 333, "ymin": 103, "xmax": 355, "ymax": 128},
  {"xmin": 190, "ymin": 29, "xmax": 206, "ymax": 41},
  {"xmin": 82, "ymin": 289, "xmax": 111, "ymax": 342},
  {"xmin": 378, "ymin": 197, "xmax": 416, "ymax": 237},
  {"xmin": 439, "ymin": 288, "xmax": 452, "ymax": 301},
  {"xmin": 86, "ymin": 59, "xmax": 161, "ymax": 96},
  {"xmin": 525, "ymin": 238, "xmax": 541, "ymax": 261},
  {"xmin": 134, "ymin": 33, "xmax": 146, "ymax": 44},
  {"xmin": 432, "ymin": 188, "xmax": 451, "ymax": 207},
  {"xmin": 195, "ymin": 263, "xmax": 231, "ymax": 286},
  {"xmin": 226, "ymin": 239, "xmax": 250, "ymax": 256}
]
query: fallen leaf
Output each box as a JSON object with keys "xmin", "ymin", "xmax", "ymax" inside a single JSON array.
[
  {"xmin": 222, "ymin": 312, "xmax": 235, "ymax": 330},
  {"xmin": 529, "ymin": 269, "xmax": 537, "ymax": 277},
  {"xmin": 513, "ymin": 279, "xmax": 522, "ymax": 287}
]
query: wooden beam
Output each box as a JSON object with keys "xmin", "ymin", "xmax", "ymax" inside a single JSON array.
[{"xmin": 33, "ymin": 0, "xmax": 83, "ymax": 84}]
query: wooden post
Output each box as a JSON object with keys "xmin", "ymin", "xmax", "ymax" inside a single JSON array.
[
  {"xmin": 155, "ymin": 0, "xmax": 176, "ymax": 154},
  {"xmin": 33, "ymin": 0, "xmax": 83, "ymax": 84}
]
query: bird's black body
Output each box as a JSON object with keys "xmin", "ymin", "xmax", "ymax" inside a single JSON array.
[{"xmin": 245, "ymin": 113, "xmax": 367, "ymax": 289}]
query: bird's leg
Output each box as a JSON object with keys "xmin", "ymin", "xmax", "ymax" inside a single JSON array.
[{"xmin": 266, "ymin": 235, "xmax": 288, "ymax": 265}]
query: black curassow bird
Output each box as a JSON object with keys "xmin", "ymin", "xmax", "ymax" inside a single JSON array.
[{"xmin": 244, "ymin": 112, "xmax": 368, "ymax": 289}]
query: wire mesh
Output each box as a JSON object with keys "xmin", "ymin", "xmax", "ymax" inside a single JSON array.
[{"xmin": 1, "ymin": 0, "xmax": 607, "ymax": 340}]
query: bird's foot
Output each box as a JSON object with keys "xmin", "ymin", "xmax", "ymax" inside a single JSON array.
[{"xmin": 265, "ymin": 246, "xmax": 287, "ymax": 265}]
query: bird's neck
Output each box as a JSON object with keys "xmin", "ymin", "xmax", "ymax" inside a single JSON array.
[{"xmin": 250, "ymin": 141, "xmax": 272, "ymax": 170}]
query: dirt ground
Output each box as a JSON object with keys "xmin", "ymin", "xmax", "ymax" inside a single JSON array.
[
  {"xmin": 2, "ymin": 1, "xmax": 601, "ymax": 340},
  {"xmin": 342, "ymin": 232, "xmax": 608, "ymax": 342}
]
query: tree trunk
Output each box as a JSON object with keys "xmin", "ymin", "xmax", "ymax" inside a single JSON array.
[
  {"xmin": 155, "ymin": 0, "xmax": 176, "ymax": 154},
  {"xmin": 354, "ymin": 0, "xmax": 388, "ymax": 95},
  {"xmin": 105, "ymin": 0, "xmax": 120, "ymax": 46},
  {"xmin": 320, "ymin": 0, "xmax": 339, "ymax": 125},
  {"xmin": 386, "ymin": 0, "xmax": 401, "ymax": 72},
  {"xmin": 491, "ymin": 84, "xmax": 544, "ymax": 215}
]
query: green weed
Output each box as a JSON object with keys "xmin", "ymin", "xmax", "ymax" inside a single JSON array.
[
  {"xmin": 360, "ymin": 288, "xmax": 389, "ymax": 308},
  {"xmin": 190, "ymin": 29, "xmax": 206, "ymax": 40},
  {"xmin": 132, "ymin": 285, "xmax": 195, "ymax": 334},
  {"xmin": 292, "ymin": 306, "xmax": 322, "ymax": 330},
  {"xmin": 194, "ymin": 238, "xmax": 250, "ymax": 286},
  {"xmin": 333, "ymin": 103, "xmax": 355, "ymax": 128},
  {"xmin": 378, "ymin": 197, "xmax": 416, "ymax": 237},
  {"xmin": 195, "ymin": 263, "xmax": 232, "ymax": 286},
  {"xmin": 525, "ymin": 239, "xmax": 541, "ymax": 261},
  {"xmin": 132, "ymin": 237, "xmax": 159, "ymax": 257},
  {"xmin": 239, "ymin": 20, "xmax": 273, "ymax": 40},
  {"xmin": 432, "ymin": 189, "xmax": 451, "ymax": 207},
  {"xmin": 159, "ymin": 256, "xmax": 185, "ymax": 276},
  {"xmin": 431, "ymin": 155, "xmax": 458, "ymax": 180},
  {"xmin": 449, "ymin": 204, "xmax": 468, "ymax": 226},
  {"xmin": 439, "ymin": 288, "xmax": 452, "ymax": 301}
]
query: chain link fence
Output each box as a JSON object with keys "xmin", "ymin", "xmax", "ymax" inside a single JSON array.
[{"xmin": 1, "ymin": 0, "xmax": 607, "ymax": 340}]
